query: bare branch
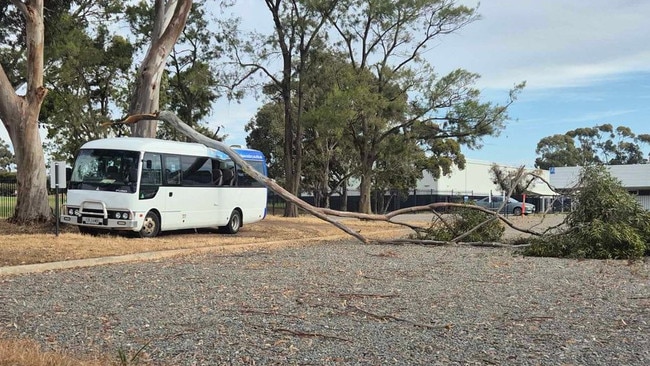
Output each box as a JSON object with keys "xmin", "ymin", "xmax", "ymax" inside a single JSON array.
[{"xmin": 106, "ymin": 112, "xmax": 556, "ymax": 246}]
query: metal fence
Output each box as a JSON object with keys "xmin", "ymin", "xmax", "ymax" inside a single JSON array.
[
  {"xmin": 1, "ymin": 181, "xmax": 567, "ymax": 218},
  {"xmin": 0, "ymin": 180, "xmax": 17, "ymax": 218},
  {"xmin": 275, "ymin": 189, "xmax": 560, "ymax": 215},
  {"xmin": 0, "ymin": 180, "xmax": 67, "ymax": 218}
]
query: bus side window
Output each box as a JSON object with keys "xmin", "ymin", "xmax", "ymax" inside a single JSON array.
[
  {"xmin": 237, "ymin": 160, "xmax": 265, "ymax": 187},
  {"xmin": 140, "ymin": 153, "xmax": 162, "ymax": 199},
  {"xmin": 141, "ymin": 154, "xmax": 162, "ymax": 185},
  {"xmin": 164, "ymin": 155, "xmax": 182, "ymax": 185}
]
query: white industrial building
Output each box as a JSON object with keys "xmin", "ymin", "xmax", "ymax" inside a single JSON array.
[
  {"xmin": 549, "ymin": 165, "xmax": 650, "ymax": 210},
  {"xmin": 417, "ymin": 159, "xmax": 555, "ymax": 197},
  {"xmin": 309, "ymin": 159, "xmax": 556, "ymax": 212}
]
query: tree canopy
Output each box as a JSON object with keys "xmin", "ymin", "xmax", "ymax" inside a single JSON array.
[
  {"xmin": 1, "ymin": 0, "xmax": 526, "ymax": 223},
  {"xmin": 243, "ymin": 0, "xmax": 524, "ymax": 214},
  {"xmin": 535, "ymin": 124, "xmax": 650, "ymax": 169}
]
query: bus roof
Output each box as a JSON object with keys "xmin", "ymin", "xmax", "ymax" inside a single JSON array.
[{"xmin": 81, "ymin": 137, "xmax": 265, "ymax": 161}]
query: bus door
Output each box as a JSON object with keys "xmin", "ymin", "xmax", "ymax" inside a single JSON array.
[
  {"xmin": 177, "ymin": 155, "xmax": 216, "ymax": 227},
  {"xmin": 138, "ymin": 153, "xmax": 179, "ymax": 230},
  {"xmin": 158, "ymin": 154, "xmax": 188, "ymax": 230}
]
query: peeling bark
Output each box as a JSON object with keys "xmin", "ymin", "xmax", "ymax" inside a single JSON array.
[{"xmin": 0, "ymin": 0, "xmax": 51, "ymax": 223}]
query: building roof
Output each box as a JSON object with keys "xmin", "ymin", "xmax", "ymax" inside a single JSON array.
[{"xmin": 550, "ymin": 164, "xmax": 650, "ymax": 190}]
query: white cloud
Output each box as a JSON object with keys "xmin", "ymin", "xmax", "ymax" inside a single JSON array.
[{"xmin": 430, "ymin": 0, "xmax": 650, "ymax": 90}]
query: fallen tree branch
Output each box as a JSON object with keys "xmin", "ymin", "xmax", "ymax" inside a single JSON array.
[
  {"xmin": 273, "ymin": 327, "xmax": 351, "ymax": 342},
  {"xmin": 336, "ymin": 293, "xmax": 399, "ymax": 299},
  {"xmin": 347, "ymin": 305, "xmax": 436, "ymax": 329},
  {"xmin": 105, "ymin": 111, "xmax": 554, "ymax": 246},
  {"xmin": 107, "ymin": 111, "xmax": 369, "ymax": 243}
]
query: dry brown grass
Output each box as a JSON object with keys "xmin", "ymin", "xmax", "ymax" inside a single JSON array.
[
  {"xmin": 0, "ymin": 214, "xmax": 408, "ymax": 267},
  {"xmin": 0, "ymin": 332, "xmax": 110, "ymax": 366}
]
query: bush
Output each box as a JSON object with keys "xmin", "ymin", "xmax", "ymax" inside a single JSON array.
[
  {"xmin": 524, "ymin": 165, "xmax": 649, "ymax": 259},
  {"xmin": 419, "ymin": 204, "xmax": 504, "ymax": 242}
]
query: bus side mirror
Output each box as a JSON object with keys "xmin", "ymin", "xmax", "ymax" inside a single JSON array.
[
  {"xmin": 146, "ymin": 160, "xmax": 152, "ymax": 169},
  {"xmin": 129, "ymin": 167, "xmax": 138, "ymax": 183}
]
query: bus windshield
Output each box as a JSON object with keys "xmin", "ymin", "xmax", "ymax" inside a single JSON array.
[{"xmin": 69, "ymin": 149, "xmax": 140, "ymax": 193}]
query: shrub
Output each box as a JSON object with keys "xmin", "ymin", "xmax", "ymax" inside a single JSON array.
[
  {"xmin": 524, "ymin": 165, "xmax": 650, "ymax": 259},
  {"xmin": 419, "ymin": 204, "xmax": 504, "ymax": 242}
]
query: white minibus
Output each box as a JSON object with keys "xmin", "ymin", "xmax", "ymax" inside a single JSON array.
[{"xmin": 60, "ymin": 137, "xmax": 267, "ymax": 237}]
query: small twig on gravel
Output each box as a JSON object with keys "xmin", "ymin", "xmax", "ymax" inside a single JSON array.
[
  {"xmin": 347, "ymin": 305, "xmax": 437, "ymax": 329},
  {"xmin": 235, "ymin": 308, "xmax": 305, "ymax": 320},
  {"xmin": 511, "ymin": 316, "xmax": 555, "ymax": 322},
  {"xmin": 272, "ymin": 327, "xmax": 352, "ymax": 342},
  {"xmin": 336, "ymin": 292, "xmax": 400, "ymax": 299}
]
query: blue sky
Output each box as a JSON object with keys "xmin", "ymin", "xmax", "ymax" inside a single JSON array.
[
  {"xmin": 3, "ymin": 0, "xmax": 650, "ymax": 169},
  {"xmin": 209, "ymin": 0, "xmax": 650, "ymax": 168}
]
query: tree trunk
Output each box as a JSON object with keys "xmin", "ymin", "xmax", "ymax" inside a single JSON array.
[
  {"xmin": 129, "ymin": 0, "xmax": 192, "ymax": 137},
  {"xmin": 282, "ymin": 92, "xmax": 299, "ymax": 217},
  {"xmin": 341, "ymin": 182, "xmax": 348, "ymax": 211},
  {"xmin": 358, "ymin": 170, "xmax": 373, "ymax": 214},
  {"xmin": 5, "ymin": 106, "xmax": 50, "ymax": 223},
  {"xmin": 0, "ymin": 0, "xmax": 50, "ymax": 223}
]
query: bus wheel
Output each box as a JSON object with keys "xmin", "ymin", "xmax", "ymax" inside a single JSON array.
[
  {"xmin": 221, "ymin": 209, "xmax": 242, "ymax": 234},
  {"xmin": 139, "ymin": 211, "xmax": 160, "ymax": 238}
]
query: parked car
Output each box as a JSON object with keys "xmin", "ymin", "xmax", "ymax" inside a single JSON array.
[{"xmin": 474, "ymin": 196, "xmax": 535, "ymax": 215}]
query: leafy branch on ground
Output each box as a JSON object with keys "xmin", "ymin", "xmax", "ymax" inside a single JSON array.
[{"xmin": 524, "ymin": 165, "xmax": 650, "ymax": 259}]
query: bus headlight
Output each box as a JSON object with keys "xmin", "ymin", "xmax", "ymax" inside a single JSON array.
[{"xmin": 112, "ymin": 211, "xmax": 130, "ymax": 219}]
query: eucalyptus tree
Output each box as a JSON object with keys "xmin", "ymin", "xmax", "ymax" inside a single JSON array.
[
  {"xmin": 329, "ymin": 0, "xmax": 523, "ymax": 213},
  {"xmin": 371, "ymin": 133, "xmax": 429, "ymax": 213},
  {"xmin": 299, "ymin": 50, "xmax": 356, "ymax": 208},
  {"xmin": 221, "ymin": 0, "xmax": 341, "ymax": 217},
  {"xmin": 0, "ymin": 0, "xmax": 54, "ymax": 222},
  {"xmin": 0, "ymin": 0, "xmax": 190, "ymax": 223},
  {"xmin": 535, "ymin": 124, "xmax": 650, "ymax": 169},
  {"xmin": 125, "ymin": 0, "xmax": 222, "ymax": 141},
  {"xmin": 534, "ymin": 134, "xmax": 584, "ymax": 170},
  {"xmin": 126, "ymin": 0, "xmax": 192, "ymax": 138}
]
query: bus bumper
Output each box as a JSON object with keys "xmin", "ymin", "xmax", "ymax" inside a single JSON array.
[{"xmin": 60, "ymin": 214, "xmax": 139, "ymax": 230}]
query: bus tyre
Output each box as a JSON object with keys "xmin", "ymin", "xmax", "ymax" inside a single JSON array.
[
  {"xmin": 139, "ymin": 211, "xmax": 160, "ymax": 238},
  {"xmin": 221, "ymin": 210, "xmax": 241, "ymax": 234}
]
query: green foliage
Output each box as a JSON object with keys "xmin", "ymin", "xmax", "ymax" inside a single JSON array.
[
  {"xmin": 0, "ymin": 138, "xmax": 14, "ymax": 171},
  {"xmin": 245, "ymin": 102, "xmax": 285, "ymax": 181},
  {"xmin": 535, "ymin": 124, "xmax": 650, "ymax": 169},
  {"xmin": 524, "ymin": 165, "xmax": 650, "ymax": 259},
  {"xmin": 420, "ymin": 205, "xmax": 504, "ymax": 242}
]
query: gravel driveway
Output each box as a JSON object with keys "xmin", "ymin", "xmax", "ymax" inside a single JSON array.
[{"xmin": 1, "ymin": 241, "xmax": 649, "ymax": 365}]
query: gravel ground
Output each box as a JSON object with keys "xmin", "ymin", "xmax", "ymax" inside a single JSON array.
[{"xmin": 1, "ymin": 241, "xmax": 649, "ymax": 365}]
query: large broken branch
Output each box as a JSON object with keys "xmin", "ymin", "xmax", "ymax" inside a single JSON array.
[
  {"xmin": 106, "ymin": 111, "xmax": 555, "ymax": 245},
  {"xmin": 108, "ymin": 111, "xmax": 370, "ymax": 243}
]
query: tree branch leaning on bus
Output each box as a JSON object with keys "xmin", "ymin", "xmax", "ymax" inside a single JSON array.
[{"xmin": 103, "ymin": 111, "xmax": 548, "ymax": 245}]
